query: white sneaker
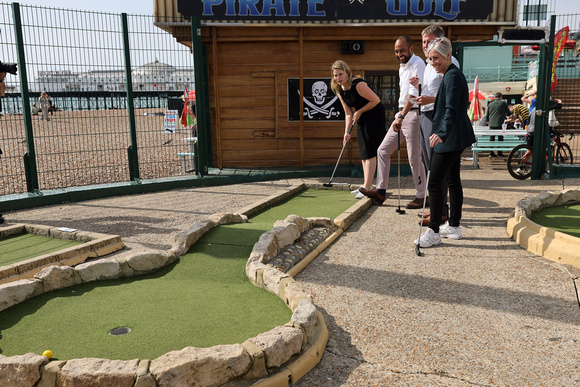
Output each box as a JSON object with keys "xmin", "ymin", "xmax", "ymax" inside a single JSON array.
[
  {"xmin": 351, "ymin": 186, "xmax": 364, "ymax": 195},
  {"xmin": 439, "ymin": 222, "xmax": 462, "ymax": 239},
  {"xmin": 413, "ymin": 228, "xmax": 441, "ymax": 247},
  {"xmin": 355, "ymin": 191, "xmax": 365, "ymax": 199}
]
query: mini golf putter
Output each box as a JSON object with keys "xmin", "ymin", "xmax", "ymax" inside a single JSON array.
[{"xmin": 324, "ymin": 121, "xmax": 354, "ymax": 188}]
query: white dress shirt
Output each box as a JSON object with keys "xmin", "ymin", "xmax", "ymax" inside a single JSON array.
[
  {"xmin": 398, "ymin": 54, "xmax": 425, "ymax": 109},
  {"xmin": 421, "ymin": 56, "xmax": 460, "ymax": 112}
]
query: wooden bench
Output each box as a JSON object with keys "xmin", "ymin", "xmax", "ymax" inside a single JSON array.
[{"xmin": 471, "ymin": 128, "xmax": 528, "ymax": 168}]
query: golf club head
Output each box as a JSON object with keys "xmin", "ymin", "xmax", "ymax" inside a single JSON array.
[
  {"xmin": 396, "ymin": 208, "xmax": 406, "ymax": 214},
  {"xmin": 415, "ymin": 243, "xmax": 423, "ymax": 256},
  {"xmin": 322, "ymin": 183, "xmax": 333, "ymax": 188}
]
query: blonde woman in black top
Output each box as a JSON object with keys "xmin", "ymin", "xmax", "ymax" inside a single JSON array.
[{"xmin": 331, "ymin": 60, "xmax": 386, "ymax": 199}]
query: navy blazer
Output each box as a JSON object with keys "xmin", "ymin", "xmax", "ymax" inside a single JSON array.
[{"xmin": 431, "ymin": 63, "xmax": 476, "ymax": 153}]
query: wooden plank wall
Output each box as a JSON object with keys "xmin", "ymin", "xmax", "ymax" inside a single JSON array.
[{"xmin": 203, "ymin": 25, "xmax": 498, "ymax": 168}]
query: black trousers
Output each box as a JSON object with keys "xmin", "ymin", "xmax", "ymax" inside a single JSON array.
[
  {"xmin": 428, "ymin": 151, "xmax": 464, "ymax": 233},
  {"xmin": 489, "ymin": 126, "xmax": 503, "ymax": 142}
]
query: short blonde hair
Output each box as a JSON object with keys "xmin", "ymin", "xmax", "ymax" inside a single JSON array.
[
  {"xmin": 330, "ymin": 60, "xmax": 353, "ymax": 95},
  {"xmin": 427, "ymin": 36, "xmax": 452, "ymax": 58}
]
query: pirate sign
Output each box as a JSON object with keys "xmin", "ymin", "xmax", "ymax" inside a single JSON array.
[{"xmin": 288, "ymin": 78, "xmax": 345, "ymax": 121}]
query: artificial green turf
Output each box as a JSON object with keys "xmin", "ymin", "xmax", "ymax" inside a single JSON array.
[
  {"xmin": 530, "ymin": 203, "xmax": 580, "ymax": 239},
  {"xmin": 199, "ymin": 188, "xmax": 355, "ymax": 246},
  {"xmin": 0, "ymin": 233, "xmax": 81, "ymax": 266},
  {"xmin": 0, "ymin": 189, "xmax": 355, "ymax": 360}
]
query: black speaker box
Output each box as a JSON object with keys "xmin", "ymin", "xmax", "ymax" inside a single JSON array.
[{"xmin": 341, "ymin": 40, "xmax": 364, "ymax": 55}]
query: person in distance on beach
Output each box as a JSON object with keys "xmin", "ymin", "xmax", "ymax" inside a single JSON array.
[{"xmin": 39, "ymin": 91, "xmax": 51, "ymax": 122}]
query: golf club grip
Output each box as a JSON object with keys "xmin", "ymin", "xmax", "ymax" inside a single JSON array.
[{"xmin": 397, "ymin": 129, "xmax": 401, "ymax": 153}]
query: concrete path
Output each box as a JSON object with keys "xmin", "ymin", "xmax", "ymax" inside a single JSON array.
[{"xmin": 295, "ymin": 167, "xmax": 580, "ymax": 386}]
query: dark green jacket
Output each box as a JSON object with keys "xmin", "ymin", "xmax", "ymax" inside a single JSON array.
[
  {"xmin": 432, "ymin": 64, "xmax": 476, "ymax": 153},
  {"xmin": 485, "ymin": 98, "xmax": 510, "ymax": 129}
]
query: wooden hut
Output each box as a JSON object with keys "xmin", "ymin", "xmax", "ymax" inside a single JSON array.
[{"xmin": 153, "ymin": 0, "xmax": 519, "ymax": 169}]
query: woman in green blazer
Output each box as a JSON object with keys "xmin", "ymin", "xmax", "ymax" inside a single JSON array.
[{"xmin": 415, "ymin": 37, "xmax": 476, "ymax": 248}]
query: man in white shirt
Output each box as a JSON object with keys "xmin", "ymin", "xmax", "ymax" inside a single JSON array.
[
  {"xmin": 411, "ymin": 25, "xmax": 460, "ymax": 225},
  {"xmin": 361, "ymin": 36, "xmax": 426, "ymax": 209}
]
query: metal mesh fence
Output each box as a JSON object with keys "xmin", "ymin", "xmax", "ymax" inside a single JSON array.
[
  {"xmin": 0, "ymin": 3, "xmax": 195, "ymax": 196},
  {"xmin": 127, "ymin": 14, "xmax": 197, "ymax": 182}
]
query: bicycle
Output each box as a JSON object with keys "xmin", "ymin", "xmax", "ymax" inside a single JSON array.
[{"xmin": 506, "ymin": 130, "xmax": 574, "ymax": 180}]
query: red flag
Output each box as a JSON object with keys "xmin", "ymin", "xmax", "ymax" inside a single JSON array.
[
  {"xmin": 181, "ymin": 84, "xmax": 189, "ymax": 127},
  {"xmin": 551, "ymin": 27, "xmax": 569, "ymax": 91},
  {"xmin": 468, "ymin": 76, "xmax": 484, "ymax": 122}
]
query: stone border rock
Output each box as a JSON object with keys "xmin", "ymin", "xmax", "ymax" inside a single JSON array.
[
  {"xmin": 267, "ymin": 226, "xmax": 337, "ymax": 273},
  {"xmin": 0, "ymin": 224, "xmax": 124, "ymax": 285},
  {"xmin": 507, "ymin": 189, "xmax": 580, "ymax": 268},
  {"xmin": 0, "ymin": 183, "xmax": 371, "ymax": 387}
]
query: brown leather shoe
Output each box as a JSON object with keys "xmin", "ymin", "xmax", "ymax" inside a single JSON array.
[
  {"xmin": 406, "ymin": 197, "xmax": 428, "ymax": 209},
  {"xmin": 359, "ymin": 187, "xmax": 386, "ymax": 204},
  {"xmin": 418, "ymin": 215, "xmax": 448, "ymax": 226},
  {"xmin": 417, "ymin": 211, "xmax": 430, "ymax": 218}
]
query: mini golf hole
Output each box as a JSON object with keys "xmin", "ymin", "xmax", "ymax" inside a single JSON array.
[{"xmin": 109, "ymin": 327, "xmax": 131, "ymax": 336}]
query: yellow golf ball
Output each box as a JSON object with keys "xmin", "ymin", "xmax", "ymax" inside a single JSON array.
[{"xmin": 42, "ymin": 350, "xmax": 53, "ymax": 359}]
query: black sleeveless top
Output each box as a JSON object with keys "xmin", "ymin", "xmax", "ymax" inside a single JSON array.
[{"xmin": 339, "ymin": 78, "xmax": 384, "ymax": 124}]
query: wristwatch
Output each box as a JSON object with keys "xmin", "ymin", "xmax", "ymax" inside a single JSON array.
[{"xmin": 397, "ymin": 113, "xmax": 405, "ymax": 120}]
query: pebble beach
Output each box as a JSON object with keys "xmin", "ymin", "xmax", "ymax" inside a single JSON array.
[{"xmin": 0, "ymin": 108, "xmax": 190, "ymax": 196}]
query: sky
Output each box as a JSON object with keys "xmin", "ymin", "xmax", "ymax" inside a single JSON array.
[
  {"xmin": 8, "ymin": 0, "xmax": 154, "ymax": 15},
  {"xmin": 553, "ymin": 0, "xmax": 580, "ymax": 16},
  {"xmin": 8, "ymin": 0, "xmax": 580, "ymax": 17}
]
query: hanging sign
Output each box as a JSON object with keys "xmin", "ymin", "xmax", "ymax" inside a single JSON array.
[
  {"xmin": 164, "ymin": 110, "xmax": 178, "ymax": 133},
  {"xmin": 528, "ymin": 60, "xmax": 538, "ymax": 79}
]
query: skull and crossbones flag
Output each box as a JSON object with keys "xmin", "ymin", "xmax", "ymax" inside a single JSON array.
[{"xmin": 288, "ymin": 78, "xmax": 345, "ymax": 121}]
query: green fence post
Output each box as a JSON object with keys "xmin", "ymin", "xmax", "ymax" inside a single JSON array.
[
  {"xmin": 12, "ymin": 2, "xmax": 39, "ymax": 193},
  {"xmin": 544, "ymin": 15, "xmax": 556, "ymax": 179},
  {"xmin": 452, "ymin": 42, "xmax": 464, "ymax": 70},
  {"xmin": 202, "ymin": 46, "xmax": 212, "ymax": 167},
  {"xmin": 121, "ymin": 12, "xmax": 140, "ymax": 182},
  {"xmin": 191, "ymin": 17, "xmax": 209, "ymax": 176},
  {"xmin": 531, "ymin": 15, "xmax": 556, "ymax": 180}
]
